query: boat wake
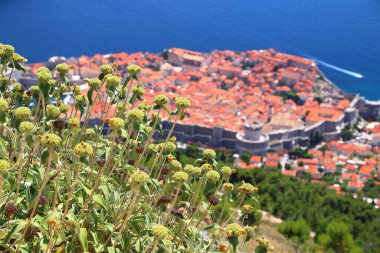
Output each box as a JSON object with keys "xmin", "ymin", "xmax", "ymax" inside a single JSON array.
[{"xmin": 306, "ymin": 55, "xmax": 364, "ymax": 79}]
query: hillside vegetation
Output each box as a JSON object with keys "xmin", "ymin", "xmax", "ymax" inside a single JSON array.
[{"xmin": 0, "ymin": 43, "xmax": 271, "ymax": 253}]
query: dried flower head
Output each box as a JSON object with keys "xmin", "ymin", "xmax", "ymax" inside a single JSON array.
[
  {"xmin": 68, "ymin": 117, "xmax": 80, "ymax": 128},
  {"xmin": 205, "ymin": 170, "xmax": 220, "ymax": 184},
  {"xmin": 132, "ymin": 85, "xmax": 145, "ymax": 96},
  {"xmin": 172, "ymin": 171, "xmax": 188, "ymax": 183},
  {"xmin": 4, "ymin": 203, "xmax": 18, "ymax": 218},
  {"xmin": 223, "ymin": 183, "xmax": 234, "ymax": 191},
  {"xmin": 127, "ymin": 64, "xmax": 142, "ymax": 76},
  {"xmin": 220, "ymin": 166, "xmax": 232, "ymax": 178},
  {"xmin": 3, "ymin": 44, "xmax": 15, "ymax": 56},
  {"xmin": 59, "ymin": 104, "xmax": 69, "ymax": 113},
  {"xmin": 0, "ymin": 98, "xmax": 9, "ymax": 111},
  {"xmin": 46, "ymin": 104, "xmax": 60, "ymax": 118},
  {"xmin": 40, "ymin": 133, "xmax": 61, "ymax": 147},
  {"xmin": 256, "ymin": 237, "xmax": 274, "ymax": 251},
  {"xmin": 86, "ymin": 78, "xmax": 102, "ymax": 89},
  {"xmin": 184, "ymin": 164, "xmax": 201, "ymax": 176},
  {"xmin": 127, "ymin": 109, "xmax": 144, "ymax": 122},
  {"xmin": 243, "ymin": 226, "xmax": 256, "ymax": 239},
  {"xmin": 55, "ymin": 63, "xmax": 70, "ymax": 75},
  {"xmin": 208, "ymin": 195, "xmax": 220, "ymax": 206},
  {"xmin": 219, "ymin": 242, "xmax": 229, "ymax": 252},
  {"xmin": 174, "ymin": 96, "xmax": 190, "ymax": 109},
  {"xmin": 74, "ymin": 142, "xmax": 93, "ymax": 157},
  {"xmin": 0, "ymin": 159, "xmax": 11, "ymax": 173},
  {"xmin": 203, "ymin": 149, "xmax": 216, "ymax": 159},
  {"xmin": 109, "ymin": 117, "xmax": 125, "ymax": 129},
  {"xmin": 157, "ymin": 195, "xmax": 171, "ymax": 205},
  {"xmin": 14, "ymin": 107, "xmax": 31, "ymax": 121},
  {"xmin": 37, "ymin": 70, "xmax": 52, "ymax": 83},
  {"xmin": 130, "ymin": 170, "xmax": 150, "ymax": 185},
  {"xmin": 225, "ymin": 223, "xmax": 243, "ymax": 238},
  {"xmin": 100, "ymin": 64, "xmax": 114, "ymax": 74},
  {"xmin": 201, "ymin": 163, "xmax": 213, "ymax": 172},
  {"xmin": 158, "ymin": 142, "xmax": 176, "ymax": 154},
  {"xmin": 151, "ymin": 224, "xmax": 169, "ymax": 239},
  {"xmin": 169, "ymin": 160, "xmax": 182, "ymax": 171},
  {"xmin": 242, "ymin": 205, "xmax": 255, "ymax": 214},
  {"xmin": 105, "ymin": 75, "xmax": 121, "ymax": 89},
  {"xmin": 237, "ymin": 182, "xmax": 258, "ymax": 194},
  {"xmin": 19, "ymin": 121, "xmax": 35, "ymax": 134},
  {"xmin": 153, "ymin": 95, "xmax": 169, "ymax": 106}
]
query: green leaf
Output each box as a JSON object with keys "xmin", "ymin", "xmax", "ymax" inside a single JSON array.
[
  {"xmin": 180, "ymin": 111, "xmax": 186, "ymax": 120},
  {"xmin": 41, "ymin": 148, "xmax": 49, "ymax": 165},
  {"xmin": 39, "ymin": 82, "xmax": 50, "ymax": 101},
  {"xmin": 79, "ymin": 228, "xmax": 88, "ymax": 251},
  {"xmin": 228, "ymin": 236, "xmax": 239, "ymax": 252},
  {"xmin": 0, "ymin": 111, "xmax": 6, "ymax": 123},
  {"xmin": 98, "ymin": 72, "xmax": 106, "ymax": 80},
  {"xmin": 87, "ymin": 88, "xmax": 94, "ymax": 106},
  {"xmin": 93, "ymin": 194, "xmax": 108, "ymax": 211},
  {"xmin": 12, "ymin": 61, "xmax": 26, "ymax": 72},
  {"xmin": 255, "ymin": 246, "xmax": 268, "ymax": 253},
  {"xmin": 122, "ymin": 75, "xmax": 132, "ymax": 87}
]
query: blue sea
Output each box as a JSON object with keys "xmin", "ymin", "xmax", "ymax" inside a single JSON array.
[{"xmin": 1, "ymin": 0, "xmax": 380, "ymax": 99}]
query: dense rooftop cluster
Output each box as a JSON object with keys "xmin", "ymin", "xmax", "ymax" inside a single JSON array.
[{"xmin": 21, "ymin": 47, "xmax": 347, "ymax": 134}]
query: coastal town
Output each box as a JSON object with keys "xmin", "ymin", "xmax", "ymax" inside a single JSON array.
[{"xmin": 15, "ymin": 47, "xmax": 380, "ymax": 206}]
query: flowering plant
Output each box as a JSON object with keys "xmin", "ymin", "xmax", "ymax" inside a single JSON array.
[{"xmin": 0, "ymin": 43, "xmax": 273, "ymax": 253}]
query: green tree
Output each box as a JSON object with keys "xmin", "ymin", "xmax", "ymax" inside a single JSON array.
[
  {"xmin": 318, "ymin": 221, "xmax": 360, "ymax": 253},
  {"xmin": 240, "ymin": 151, "xmax": 252, "ymax": 165}
]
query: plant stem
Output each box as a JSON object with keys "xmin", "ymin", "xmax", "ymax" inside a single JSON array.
[{"xmin": 16, "ymin": 147, "xmax": 53, "ymax": 253}]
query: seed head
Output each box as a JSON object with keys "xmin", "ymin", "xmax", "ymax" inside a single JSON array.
[
  {"xmin": 75, "ymin": 95, "xmax": 87, "ymax": 106},
  {"xmin": 127, "ymin": 64, "xmax": 142, "ymax": 76},
  {"xmin": 220, "ymin": 166, "xmax": 232, "ymax": 178},
  {"xmin": 0, "ymin": 98, "xmax": 9, "ymax": 111},
  {"xmin": 172, "ymin": 171, "xmax": 188, "ymax": 183},
  {"xmin": 86, "ymin": 78, "xmax": 102, "ymax": 89},
  {"xmin": 109, "ymin": 117, "xmax": 125, "ymax": 129},
  {"xmin": 151, "ymin": 224, "xmax": 169, "ymax": 239},
  {"xmin": 256, "ymin": 237, "xmax": 274, "ymax": 251},
  {"xmin": 19, "ymin": 121, "xmax": 35, "ymax": 134},
  {"xmin": 237, "ymin": 183, "xmax": 258, "ymax": 194},
  {"xmin": 46, "ymin": 104, "xmax": 60, "ymax": 118},
  {"xmin": 40, "ymin": 133, "xmax": 61, "ymax": 147},
  {"xmin": 203, "ymin": 149, "xmax": 216, "ymax": 159},
  {"xmin": 157, "ymin": 195, "xmax": 171, "ymax": 205},
  {"xmin": 205, "ymin": 170, "xmax": 220, "ymax": 184},
  {"xmin": 100, "ymin": 64, "xmax": 114, "ymax": 74},
  {"xmin": 225, "ymin": 223, "xmax": 243, "ymax": 238},
  {"xmin": 174, "ymin": 96, "xmax": 190, "ymax": 109},
  {"xmin": 37, "ymin": 70, "xmax": 52, "ymax": 83},
  {"xmin": 130, "ymin": 170, "xmax": 150, "ymax": 185},
  {"xmin": 68, "ymin": 117, "xmax": 80, "ymax": 128},
  {"xmin": 4, "ymin": 203, "xmax": 18, "ymax": 218},
  {"xmin": 201, "ymin": 163, "xmax": 213, "ymax": 172},
  {"xmin": 132, "ymin": 85, "xmax": 145, "ymax": 96},
  {"xmin": 55, "ymin": 63, "xmax": 70, "ymax": 75},
  {"xmin": 74, "ymin": 142, "xmax": 93, "ymax": 157},
  {"xmin": 0, "ymin": 160, "xmax": 11, "ymax": 173},
  {"xmin": 105, "ymin": 75, "xmax": 121, "ymax": 89},
  {"xmin": 242, "ymin": 205, "xmax": 255, "ymax": 214},
  {"xmin": 14, "ymin": 106, "xmax": 31, "ymax": 121},
  {"xmin": 127, "ymin": 109, "xmax": 144, "ymax": 122},
  {"xmin": 208, "ymin": 195, "xmax": 220, "ymax": 206},
  {"xmin": 219, "ymin": 242, "xmax": 229, "ymax": 252},
  {"xmin": 153, "ymin": 95, "xmax": 169, "ymax": 106},
  {"xmin": 223, "ymin": 183, "xmax": 234, "ymax": 192},
  {"xmin": 169, "ymin": 160, "xmax": 182, "ymax": 171}
]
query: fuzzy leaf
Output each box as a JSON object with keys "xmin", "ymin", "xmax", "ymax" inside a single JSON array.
[{"xmin": 79, "ymin": 228, "xmax": 88, "ymax": 251}]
